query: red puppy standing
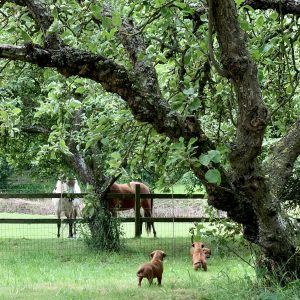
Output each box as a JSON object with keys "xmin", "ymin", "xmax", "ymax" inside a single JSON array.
[
  {"xmin": 137, "ymin": 250, "xmax": 166, "ymax": 287},
  {"xmin": 190, "ymin": 242, "xmax": 211, "ymax": 271}
]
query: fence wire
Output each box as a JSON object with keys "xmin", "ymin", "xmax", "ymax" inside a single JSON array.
[{"xmin": 0, "ymin": 195, "xmax": 223, "ymax": 258}]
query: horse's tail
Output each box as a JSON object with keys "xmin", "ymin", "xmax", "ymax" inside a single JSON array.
[{"xmin": 145, "ymin": 189, "xmax": 155, "ymax": 236}]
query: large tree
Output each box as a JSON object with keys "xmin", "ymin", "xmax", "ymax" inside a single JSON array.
[{"xmin": 0, "ymin": 0, "xmax": 299, "ymax": 278}]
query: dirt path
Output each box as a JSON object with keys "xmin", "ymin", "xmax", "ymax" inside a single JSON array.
[
  {"xmin": 0, "ymin": 198, "xmax": 55, "ymax": 215},
  {"xmin": 0, "ymin": 197, "xmax": 227, "ymax": 218}
]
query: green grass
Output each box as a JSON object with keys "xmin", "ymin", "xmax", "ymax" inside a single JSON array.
[
  {"xmin": 0, "ymin": 237, "xmax": 247, "ymax": 300},
  {"xmin": 0, "ymin": 212, "xmax": 200, "ymax": 239},
  {"xmin": 0, "ymin": 237, "xmax": 299, "ymax": 300},
  {"xmin": 1, "ymin": 213, "xmax": 300, "ymax": 299}
]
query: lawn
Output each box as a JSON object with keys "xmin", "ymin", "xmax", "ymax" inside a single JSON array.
[
  {"xmin": 0, "ymin": 227, "xmax": 300, "ymax": 300},
  {"xmin": 0, "ymin": 237, "xmax": 253, "ymax": 300},
  {"xmin": 1, "ymin": 237, "xmax": 299, "ymax": 300},
  {"xmin": 0, "ymin": 213, "xmax": 300, "ymax": 299},
  {"xmin": 0, "ymin": 212, "xmax": 206, "ymax": 239}
]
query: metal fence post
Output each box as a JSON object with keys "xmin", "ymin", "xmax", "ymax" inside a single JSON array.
[{"xmin": 135, "ymin": 184, "xmax": 141, "ymax": 238}]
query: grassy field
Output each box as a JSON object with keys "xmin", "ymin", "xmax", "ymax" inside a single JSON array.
[
  {"xmin": 0, "ymin": 236, "xmax": 250, "ymax": 300},
  {"xmin": 1, "ymin": 213, "xmax": 300, "ymax": 299},
  {"xmin": 0, "ymin": 212, "xmax": 200, "ymax": 241},
  {"xmin": 1, "ymin": 237, "xmax": 300, "ymax": 300}
]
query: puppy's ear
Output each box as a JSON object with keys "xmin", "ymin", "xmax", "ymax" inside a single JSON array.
[{"xmin": 150, "ymin": 251, "xmax": 155, "ymax": 258}]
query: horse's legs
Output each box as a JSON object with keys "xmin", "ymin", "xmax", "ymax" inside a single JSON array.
[
  {"xmin": 68, "ymin": 218, "xmax": 74, "ymax": 238},
  {"xmin": 57, "ymin": 219, "xmax": 61, "ymax": 238},
  {"xmin": 57, "ymin": 212, "xmax": 61, "ymax": 238},
  {"xmin": 73, "ymin": 221, "xmax": 76, "ymax": 238},
  {"xmin": 152, "ymin": 223, "xmax": 157, "ymax": 238},
  {"xmin": 139, "ymin": 213, "xmax": 143, "ymax": 236},
  {"xmin": 142, "ymin": 193, "xmax": 157, "ymax": 237},
  {"xmin": 144, "ymin": 208, "xmax": 156, "ymax": 237},
  {"xmin": 66, "ymin": 211, "xmax": 73, "ymax": 238},
  {"xmin": 73, "ymin": 209, "xmax": 77, "ymax": 238}
]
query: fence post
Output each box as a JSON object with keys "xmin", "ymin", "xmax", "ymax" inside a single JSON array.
[{"xmin": 135, "ymin": 184, "xmax": 141, "ymax": 238}]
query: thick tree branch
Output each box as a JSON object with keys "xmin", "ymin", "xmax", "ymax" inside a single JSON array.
[
  {"xmin": 208, "ymin": 0, "xmax": 229, "ymax": 78},
  {"xmin": 20, "ymin": 124, "xmax": 50, "ymax": 134},
  {"xmin": 65, "ymin": 109, "xmax": 95, "ymax": 185},
  {"xmin": 211, "ymin": 0, "xmax": 269, "ymax": 176},
  {"xmin": 10, "ymin": 0, "xmax": 53, "ymax": 31},
  {"xmin": 244, "ymin": 0, "xmax": 300, "ymax": 16},
  {"xmin": 0, "ymin": 42, "xmax": 214, "ymax": 155},
  {"xmin": 265, "ymin": 118, "xmax": 300, "ymax": 196}
]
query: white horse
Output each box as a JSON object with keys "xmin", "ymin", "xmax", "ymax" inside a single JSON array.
[{"xmin": 52, "ymin": 178, "xmax": 82, "ymax": 238}]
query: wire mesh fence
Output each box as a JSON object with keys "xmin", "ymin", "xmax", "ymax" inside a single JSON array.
[
  {"xmin": 0, "ymin": 222, "xmax": 197, "ymax": 260},
  {"xmin": 0, "ymin": 193, "xmax": 217, "ymax": 258}
]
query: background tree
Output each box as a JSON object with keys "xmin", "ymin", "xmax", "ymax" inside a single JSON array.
[{"xmin": 0, "ymin": 0, "xmax": 299, "ymax": 279}]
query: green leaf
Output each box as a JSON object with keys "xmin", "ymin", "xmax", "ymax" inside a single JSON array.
[
  {"xmin": 199, "ymin": 154, "xmax": 210, "ymax": 166},
  {"xmin": 184, "ymin": 49, "xmax": 192, "ymax": 64},
  {"xmin": 60, "ymin": 139, "xmax": 66, "ymax": 149},
  {"xmin": 205, "ymin": 169, "xmax": 221, "ymax": 185},
  {"xmin": 285, "ymin": 84, "xmax": 293, "ymax": 94},
  {"xmin": 112, "ymin": 13, "xmax": 122, "ymax": 27},
  {"xmin": 47, "ymin": 20, "xmax": 60, "ymax": 34},
  {"xmin": 189, "ymin": 98, "xmax": 200, "ymax": 111},
  {"xmin": 21, "ymin": 30, "xmax": 31, "ymax": 42},
  {"xmin": 91, "ymin": 4, "xmax": 102, "ymax": 19},
  {"xmin": 85, "ymin": 139, "xmax": 94, "ymax": 150},
  {"xmin": 235, "ymin": 0, "xmax": 244, "ymax": 7},
  {"xmin": 207, "ymin": 150, "xmax": 221, "ymax": 163},
  {"xmin": 69, "ymin": 99, "xmax": 82, "ymax": 110},
  {"xmin": 262, "ymin": 43, "xmax": 273, "ymax": 53},
  {"xmin": 75, "ymin": 86, "xmax": 86, "ymax": 94},
  {"xmin": 12, "ymin": 108, "xmax": 21, "ymax": 115},
  {"xmin": 111, "ymin": 151, "xmax": 121, "ymax": 160},
  {"xmin": 199, "ymin": 150, "xmax": 221, "ymax": 166},
  {"xmin": 102, "ymin": 16, "xmax": 112, "ymax": 29},
  {"xmin": 171, "ymin": 93, "xmax": 185, "ymax": 110},
  {"xmin": 0, "ymin": 111, "xmax": 8, "ymax": 119},
  {"xmin": 240, "ymin": 20, "xmax": 251, "ymax": 31},
  {"xmin": 172, "ymin": 101, "xmax": 183, "ymax": 110},
  {"xmin": 174, "ymin": 1, "xmax": 187, "ymax": 9},
  {"xmin": 216, "ymin": 83, "xmax": 223, "ymax": 93},
  {"xmin": 270, "ymin": 11, "xmax": 279, "ymax": 21},
  {"xmin": 155, "ymin": 0, "xmax": 164, "ymax": 6},
  {"xmin": 183, "ymin": 87, "xmax": 194, "ymax": 96},
  {"xmin": 50, "ymin": 151, "xmax": 56, "ymax": 160},
  {"xmin": 256, "ymin": 16, "xmax": 264, "ymax": 28}
]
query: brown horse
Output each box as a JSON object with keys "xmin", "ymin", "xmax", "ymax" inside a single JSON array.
[{"xmin": 108, "ymin": 182, "xmax": 156, "ymax": 237}]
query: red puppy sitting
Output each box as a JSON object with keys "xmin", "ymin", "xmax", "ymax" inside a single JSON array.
[
  {"xmin": 137, "ymin": 250, "xmax": 166, "ymax": 287},
  {"xmin": 190, "ymin": 242, "xmax": 211, "ymax": 271}
]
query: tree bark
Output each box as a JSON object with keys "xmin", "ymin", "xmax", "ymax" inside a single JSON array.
[
  {"xmin": 265, "ymin": 118, "xmax": 300, "ymax": 196},
  {"xmin": 244, "ymin": 0, "xmax": 300, "ymax": 16},
  {"xmin": 211, "ymin": 0, "xmax": 300, "ymax": 277}
]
